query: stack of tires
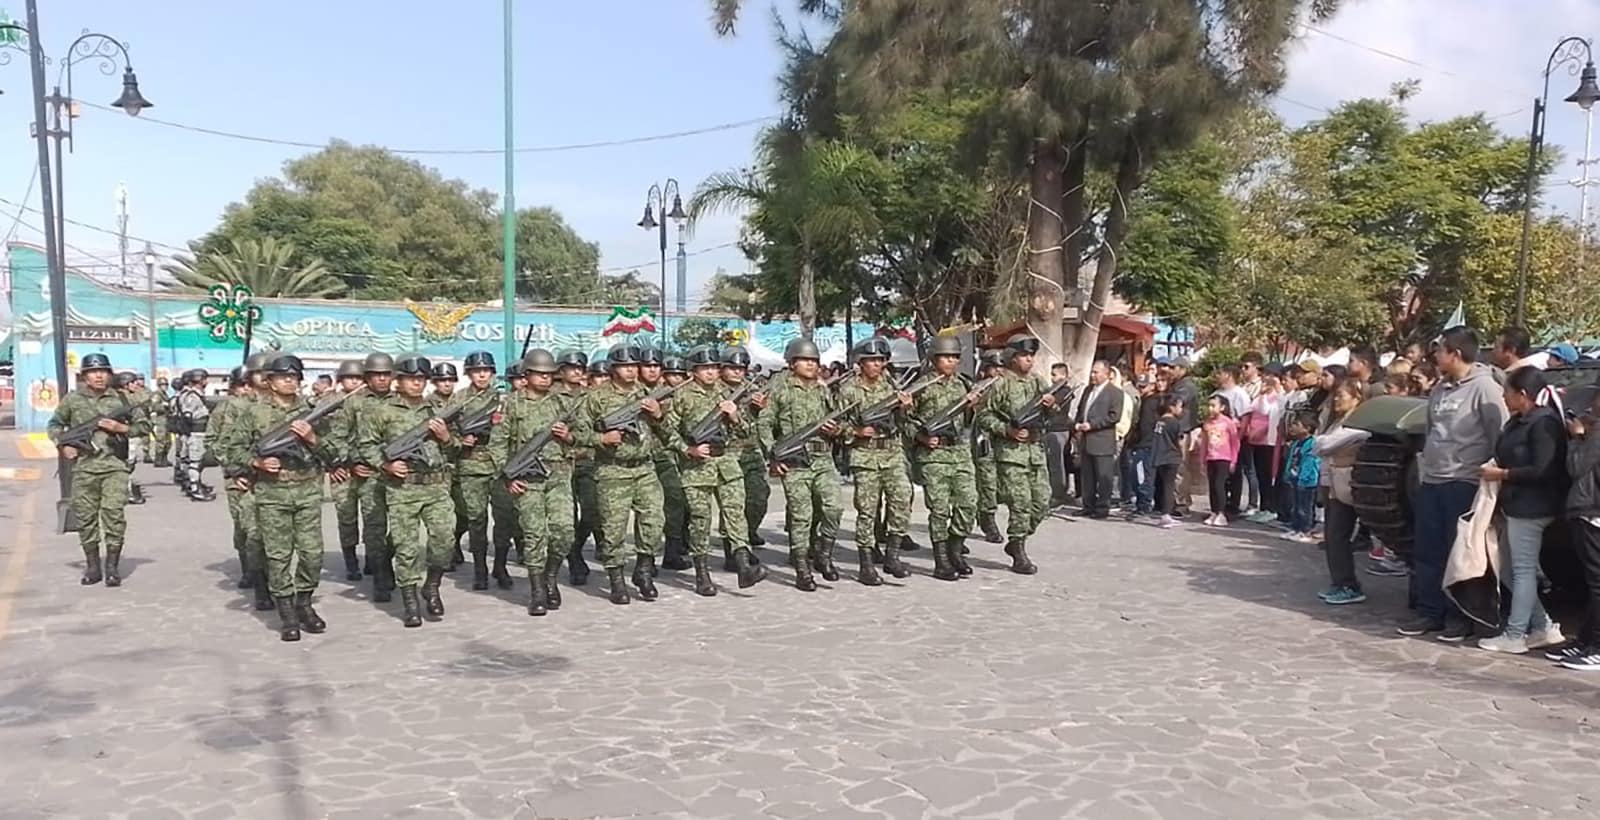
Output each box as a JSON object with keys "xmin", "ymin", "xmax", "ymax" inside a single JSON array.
[{"xmin": 1349, "ymin": 438, "xmax": 1415, "ymax": 559}]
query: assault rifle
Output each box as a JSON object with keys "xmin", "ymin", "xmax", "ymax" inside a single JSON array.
[
  {"xmin": 595, "ymin": 380, "xmax": 688, "ymax": 440},
  {"xmin": 685, "ymin": 381, "xmax": 759, "ymax": 449},
  {"xmin": 918, "ymin": 376, "xmax": 1001, "ymax": 440},
  {"xmin": 56, "ymin": 402, "xmax": 137, "ymax": 456},
  {"xmin": 455, "ymin": 393, "xmax": 502, "ymax": 443},
  {"xmin": 382, "ymin": 391, "xmax": 473, "ymax": 464},
  {"xmin": 856, "ymin": 374, "xmax": 941, "ymax": 432},
  {"xmin": 767, "ymin": 402, "xmax": 859, "ymax": 468},
  {"xmin": 255, "ymin": 386, "xmax": 366, "ymax": 460},
  {"xmin": 1008, "ymin": 378, "xmax": 1076, "ymax": 432},
  {"xmin": 502, "ymin": 404, "xmax": 580, "ymax": 482}
]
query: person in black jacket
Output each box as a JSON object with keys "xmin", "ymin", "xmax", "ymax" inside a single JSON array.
[
  {"xmin": 1477, "ymin": 367, "xmax": 1567, "ymax": 654},
  {"xmin": 1555, "ymin": 387, "xmax": 1600, "ymax": 671}
]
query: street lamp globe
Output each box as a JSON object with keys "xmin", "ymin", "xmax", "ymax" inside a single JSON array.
[
  {"xmin": 110, "ymin": 67, "xmax": 152, "ymax": 116},
  {"xmin": 1567, "ymin": 61, "xmax": 1600, "ymax": 111},
  {"xmin": 666, "ymin": 194, "xmax": 687, "ymax": 222},
  {"xmin": 637, "ymin": 203, "xmax": 658, "ymax": 230}
]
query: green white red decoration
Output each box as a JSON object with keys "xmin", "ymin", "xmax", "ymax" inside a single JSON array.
[
  {"xmin": 197, "ymin": 284, "xmax": 263, "ymax": 343},
  {"xmin": 601, "ymin": 306, "xmax": 657, "ymax": 336}
]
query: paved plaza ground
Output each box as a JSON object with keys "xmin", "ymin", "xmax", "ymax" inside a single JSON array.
[{"xmin": 3, "ymin": 456, "xmax": 1600, "ymax": 819}]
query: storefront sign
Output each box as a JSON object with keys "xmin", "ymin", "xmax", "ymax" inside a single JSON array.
[{"xmin": 65, "ymin": 323, "xmax": 140, "ymax": 343}]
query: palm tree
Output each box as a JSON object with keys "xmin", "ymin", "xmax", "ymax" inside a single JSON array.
[
  {"xmin": 687, "ymin": 133, "xmax": 880, "ymax": 338},
  {"xmin": 164, "ymin": 237, "xmax": 345, "ymax": 298}
]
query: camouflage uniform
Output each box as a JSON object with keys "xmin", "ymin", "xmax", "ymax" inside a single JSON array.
[
  {"xmin": 347, "ymin": 390, "xmax": 395, "ymax": 597},
  {"xmin": 360, "ymin": 392, "xmax": 458, "ymax": 620},
  {"xmin": 228, "ymin": 394, "xmax": 336, "ymax": 602},
  {"xmin": 909, "ymin": 373, "xmax": 980, "ymax": 579},
  {"xmin": 452, "ymin": 384, "xmax": 509, "ymax": 588},
  {"xmin": 209, "ymin": 391, "xmax": 271, "ymax": 604},
  {"xmin": 664, "ymin": 380, "xmax": 751, "ymax": 560},
  {"xmin": 726, "ymin": 375, "xmax": 771, "ymax": 550},
  {"xmin": 840, "ymin": 375, "xmax": 912, "ymax": 582},
  {"xmin": 324, "ymin": 388, "xmax": 366, "ymax": 579},
  {"xmin": 979, "ymin": 369, "xmax": 1049, "ymax": 573},
  {"xmin": 491, "ymin": 390, "xmax": 577, "ymax": 592},
  {"xmin": 578, "ymin": 380, "xmax": 664, "ymax": 601},
  {"xmin": 561, "ymin": 382, "xmax": 600, "ymax": 582},
  {"xmin": 147, "ymin": 387, "xmax": 172, "ymax": 466},
  {"xmin": 47, "ymin": 385, "xmax": 146, "ymax": 582},
  {"xmin": 649, "ymin": 410, "xmax": 689, "ymax": 565},
  {"xmin": 757, "ymin": 374, "xmax": 844, "ymax": 585}
]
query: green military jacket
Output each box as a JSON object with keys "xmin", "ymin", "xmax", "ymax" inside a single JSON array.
[
  {"xmin": 333, "ymin": 389, "xmax": 391, "ymax": 469},
  {"xmin": 359, "ymin": 394, "xmax": 458, "ymax": 476},
  {"xmin": 452, "ymin": 383, "xmax": 502, "ymax": 477},
  {"xmin": 47, "ymin": 386, "xmax": 147, "ymax": 474},
  {"xmin": 145, "ymin": 388, "xmax": 170, "ymax": 420},
  {"xmin": 665, "ymin": 380, "xmax": 751, "ymax": 483},
  {"xmin": 490, "ymin": 389, "xmax": 579, "ymax": 478},
  {"xmin": 226, "ymin": 393, "xmax": 339, "ymax": 483},
  {"xmin": 578, "ymin": 380, "xmax": 657, "ymax": 466},
  {"xmin": 907, "ymin": 373, "xmax": 975, "ymax": 466},
  {"xmin": 757, "ymin": 375, "xmax": 841, "ymax": 464},
  {"xmin": 557, "ymin": 383, "xmax": 594, "ymax": 464},
  {"xmin": 721, "ymin": 375, "xmax": 763, "ymax": 454},
  {"xmin": 208, "ymin": 392, "xmax": 254, "ymax": 479},
  {"xmin": 979, "ymin": 370, "xmax": 1048, "ymax": 466},
  {"xmin": 839, "ymin": 375, "xmax": 905, "ymax": 470}
]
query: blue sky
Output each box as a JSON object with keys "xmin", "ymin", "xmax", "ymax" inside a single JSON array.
[{"xmin": 3, "ymin": 0, "xmax": 1600, "ymax": 308}]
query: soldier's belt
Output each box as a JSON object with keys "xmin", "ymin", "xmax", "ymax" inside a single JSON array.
[
  {"xmin": 399, "ymin": 470, "xmax": 451, "ymax": 485},
  {"xmin": 856, "ymin": 437, "xmax": 898, "ymax": 450},
  {"xmin": 804, "ymin": 441, "xmax": 832, "ymax": 453},
  {"xmin": 599, "ymin": 457, "xmax": 651, "ymax": 467},
  {"xmin": 257, "ymin": 468, "xmax": 322, "ymax": 483}
]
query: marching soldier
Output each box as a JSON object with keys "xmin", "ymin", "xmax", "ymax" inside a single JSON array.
[
  {"xmin": 665, "ymin": 345, "xmax": 768, "ymax": 594},
  {"xmin": 974, "ymin": 350, "xmax": 1006, "ymax": 543},
  {"xmin": 230, "ymin": 354, "xmax": 336, "ymax": 642},
  {"xmin": 839, "ymin": 338, "xmax": 914, "ymax": 585},
  {"xmin": 209, "ymin": 364, "xmax": 276, "ymax": 610},
  {"xmin": 720, "ymin": 345, "xmax": 771, "ymax": 557},
  {"xmin": 577, "ymin": 344, "xmax": 666, "ymax": 604},
  {"xmin": 174, "ymin": 368, "xmax": 216, "ymax": 501},
  {"xmin": 325, "ymin": 360, "xmax": 367, "ymax": 581},
  {"xmin": 149, "ymin": 375, "xmax": 173, "ymax": 468},
  {"xmin": 360, "ymin": 355, "xmax": 459, "ymax": 627},
  {"xmin": 48, "ymin": 353, "xmax": 146, "ymax": 587},
  {"xmin": 429, "ymin": 361, "xmax": 466, "ymax": 570},
  {"xmin": 757, "ymin": 338, "xmax": 847, "ymax": 591},
  {"xmin": 587, "ymin": 358, "xmax": 610, "ymax": 388},
  {"xmin": 978, "ymin": 334, "xmax": 1056, "ymax": 574},
  {"xmin": 662, "ymin": 355, "xmax": 690, "ymax": 388},
  {"xmin": 556, "ymin": 349, "xmax": 597, "ymax": 585},
  {"xmin": 341, "ymin": 352, "xmax": 397, "ymax": 601},
  {"xmin": 452, "ymin": 351, "xmax": 512, "ymax": 590},
  {"xmin": 640, "ymin": 347, "xmax": 690, "ymax": 572},
  {"xmin": 491, "ymin": 360, "xmax": 528, "ymax": 578},
  {"xmin": 910, "ymin": 336, "xmax": 987, "ymax": 581},
  {"xmin": 113, "ymin": 371, "xmax": 148, "ymax": 506},
  {"xmin": 491, "ymin": 349, "xmax": 578, "ymax": 615}
]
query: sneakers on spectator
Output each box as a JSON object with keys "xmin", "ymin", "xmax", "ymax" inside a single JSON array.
[
  {"xmin": 1397, "ymin": 617, "xmax": 1445, "ymax": 637},
  {"xmin": 1322, "ymin": 586, "xmax": 1367, "ymax": 605},
  {"xmin": 1158, "ymin": 515, "xmax": 1180, "ymax": 529},
  {"xmin": 1436, "ymin": 621, "xmax": 1475, "ymax": 643},
  {"xmin": 1277, "ymin": 530, "xmax": 1303, "ymax": 541},
  {"xmin": 1544, "ymin": 642, "xmax": 1590, "ymax": 662},
  {"xmin": 1560, "ymin": 651, "xmax": 1600, "ymax": 671},
  {"xmin": 1527, "ymin": 624, "xmax": 1566, "ymax": 649},
  {"xmin": 1365, "ymin": 557, "xmax": 1408, "ymax": 577},
  {"xmin": 1367, "ymin": 542, "xmax": 1386, "ymax": 561},
  {"xmin": 1477, "ymin": 634, "xmax": 1529, "ymax": 654}
]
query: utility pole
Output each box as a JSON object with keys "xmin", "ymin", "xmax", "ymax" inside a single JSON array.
[
  {"xmin": 675, "ymin": 227, "xmax": 687, "ymax": 314},
  {"xmin": 499, "ymin": 0, "xmax": 517, "ymax": 367},
  {"xmin": 1577, "ymin": 106, "xmax": 1597, "ymax": 270},
  {"xmin": 144, "ymin": 242, "xmax": 157, "ymax": 379},
  {"xmin": 116, "ymin": 182, "xmax": 129, "ymax": 288}
]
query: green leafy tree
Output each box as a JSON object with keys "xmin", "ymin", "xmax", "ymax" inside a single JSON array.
[
  {"xmin": 602, "ymin": 270, "xmax": 662, "ymax": 308},
  {"xmin": 1120, "ymin": 135, "xmax": 1239, "ymax": 321},
  {"xmin": 507, "ymin": 207, "xmax": 603, "ymax": 304},
  {"xmin": 672, "ymin": 316, "xmax": 733, "ymax": 349},
  {"xmin": 164, "ymin": 237, "xmax": 344, "ymax": 299}
]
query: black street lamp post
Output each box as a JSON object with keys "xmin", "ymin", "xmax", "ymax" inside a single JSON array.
[
  {"xmin": 1, "ymin": 1, "xmax": 153, "ymax": 529},
  {"xmin": 637, "ymin": 180, "xmax": 686, "ymax": 346},
  {"xmin": 1515, "ymin": 36, "xmax": 1600, "ymax": 327}
]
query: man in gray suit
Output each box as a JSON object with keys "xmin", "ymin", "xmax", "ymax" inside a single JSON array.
[{"xmin": 1073, "ymin": 360, "xmax": 1124, "ymax": 519}]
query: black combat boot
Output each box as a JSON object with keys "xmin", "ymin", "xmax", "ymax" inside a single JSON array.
[
  {"xmin": 734, "ymin": 547, "xmax": 768, "ymax": 588},
  {"xmin": 399, "ymin": 586, "xmax": 423, "ymax": 627},
  {"xmin": 448, "ymin": 540, "xmax": 464, "ymax": 573},
  {"xmin": 662, "ymin": 537, "xmax": 692, "ymax": 571},
  {"xmin": 253, "ymin": 571, "xmax": 275, "ymax": 611},
  {"xmin": 748, "ymin": 527, "xmax": 765, "ymax": 546},
  {"xmin": 103, "ymin": 546, "xmax": 123, "ymax": 587},
  {"xmin": 295, "ymin": 592, "xmax": 326, "ymax": 634},
  {"xmin": 814, "ymin": 541, "xmax": 840, "ymax": 582},
  {"xmin": 857, "ymin": 545, "xmax": 883, "ymax": 587},
  {"xmin": 882, "ymin": 534, "xmax": 911, "ymax": 579},
  {"xmin": 692, "ymin": 555, "xmax": 718, "ymax": 596},
  {"xmin": 275, "ymin": 597, "xmax": 301, "ymax": 642},
  {"xmin": 492, "ymin": 542, "xmax": 514, "ymax": 590},
  {"xmin": 792, "ymin": 552, "xmax": 817, "ymax": 592},
  {"xmin": 723, "ymin": 541, "xmax": 739, "ymax": 573},
  {"xmin": 81, "ymin": 551, "xmax": 102, "ymax": 586},
  {"xmin": 527, "ymin": 569, "xmax": 548, "ymax": 616},
  {"xmin": 372, "ymin": 555, "xmax": 393, "ymax": 604},
  {"xmin": 606, "ymin": 567, "xmax": 631, "ymax": 605},
  {"xmin": 422, "ymin": 567, "xmax": 446, "ymax": 618},
  {"xmin": 236, "ymin": 567, "xmax": 253, "ymax": 589},
  {"xmin": 632, "ymin": 555, "xmax": 659, "ymax": 601},
  {"xmin": 951, "ymin": 538, "xmax": 973, "ymax": 576},
  {"xmin": 568, "ymin": 542, "xmax": 590, "ymax": 586},
  {"xmin": 931, "ymin": 540, "xmax": 960, "ymax": 582},
  {"xmin": 979, "ymin": 512, "xmax": 1004, "ymax": 544},
  {"xmin": 128, "ymin": 482, "xmax": 146, "ymax": 505},
  {"xmin": 340, "ymin": 546, "xmax": 362, "ymax": 582},
  {"xmin": 545, "ymin": 555, "xmax": 564, "ymax": 610},
  {"xmin": 1005, "ymin": 538, "xmax": 1037, "ymax": 575},
  {"xmin": 900, "ymin": 533, "xmax": 923, "ymax": 552},
  {"xmin": 471, "ymin": 548, "xmax": 490, "ymax": 591}
]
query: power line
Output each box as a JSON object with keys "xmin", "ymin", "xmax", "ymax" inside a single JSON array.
[
  {"xmin": 78, "ymin": 101, "xmax": 777, "ymax": 156},
  {"xmin": 1300, "ymin": 24, "xmax": 1528, "ymax": 102},
  {"xmin": 2, "ymin": 162, "xmax": 39, "ymax": 246}
]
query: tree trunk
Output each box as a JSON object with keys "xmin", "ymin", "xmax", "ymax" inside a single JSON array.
[
  {"xmin": 1060, "ymin": 132, "xmax": 1089, "ymax": 303},
  {"xmin": 1025, "ymin": 140, "xmax": 1068, "ymax": 372},
  {"xmin": 1067, "ymin": 137, "xmax": 1142, "ymax": 378},
  {"xmin": 798, "ymin": 251, "xmax": 817, "ymax": 340}
]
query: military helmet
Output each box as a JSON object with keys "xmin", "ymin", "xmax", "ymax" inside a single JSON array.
[
  {"xmin": 720, "ymin": 345, "xmax": 751, "ymax": 368},
  {"xmin": 588, "ymin": 358, "xmax": 611, "ymax": 376},
  {"xmin": 430, "ymin": 361, "xmax": 459, "ymax": 381},
  {"xmin": 663, "ymin": 355, "xmax": 689, "ymax": 374},
  {"xmin": 130, "ymin": 372, "xmax": 146, "ymax": 384},
  {"xmin": 113, "ymin": 371, "xmax": 138, "ymax": 389},
  {"xmin": 394, "ymin": 355, "xmax": 431, "ymax": 377},
  {"xmin": 854, "ymin": 337, "xmax": 892, "ymax": 361},
  {"xmin": 266, "ymin": 354, "xmax": 304, "ymax": 376},
  {"xmin": 241, "ymin": 352, "xmax": 271, "ymax": 373},
  {"xmin": 463, "ymin": 350, "xmax": 496, "ymax": 372},
  {"xmin": 784, "ymin": 338, "xmax": 821, "ymax": 362},
  {"xmin": 181, "ymin": 368, "xmax": 209, "ymax": 384},
  {"xmin": 505, "ymin": 361, "xmax": 528, "ymax": 380},
  {"xmin": 335, "ymin": 359, "xmax": 364, "ymax": 379},
  {"xmin": 229, "ymin": 366, "xmax": 249, "ymax": 387},
  {"xmin": 686, "ymin": 346, "xmax": 720, "ymax": 368},
  {"xmin": 522, "ymin": 349, "xmax": 559, "ymax": 375},
  {"xmin": 363, "ymin": 352, "xmax": 396, "ymax": 374},
  {"xmin": 928, "ymin": 335, "xmax": 963, "ymax": 357},
  {"xmin": 607, "ymin": 344, "xmax": 642, "ymax": 365},
  {"xmin": 1005, "ymin": 334, "xmax": 1041, "ymax": 357},
  {"xmin": 556, "ymin": 349, "xmax": 588, "ymax": 369},
  {"xmin": 980, "ymin": 349, "xmax": 1005, "ymax": 369},
  {"xmin": 638, "ymin": 346, "xmax": 664, "ymax": 365},
  {"xmin": 79, "ymin": 353, "xmax": 114, "ymax": 373}
]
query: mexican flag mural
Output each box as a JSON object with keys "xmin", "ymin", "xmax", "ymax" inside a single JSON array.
[{"xmin": 601, "ymin": 306, "xmax": 657, "ymax": 336}]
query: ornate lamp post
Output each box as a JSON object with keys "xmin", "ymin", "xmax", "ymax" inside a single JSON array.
[{"xmin": 637, "ymin": 180, "xmax": 687, "ymax": 346}]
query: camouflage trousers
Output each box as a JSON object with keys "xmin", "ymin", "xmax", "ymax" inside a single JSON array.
[
  {"xmin": 255, "ymin": 480, "xmax": 324, "ymax": 598},
  {"xmin": 919, "ymin": 458, "xmax": 976, "ymax": 543},
  {"xmin": 779, "ymin": 460, "xmax": 842, "ymax": 559},
  {"xmin": 737, "ymin": 448, "xmax": 770, "ymax": 537},
  {"xmin": 512, "ymin": 468, "xmax": 576, "ymax": 571},
  {"xmin": 997, "ymin": 454, "xmax": 1049, "ymax": 539},
  {"xmin": 358, "ymin": 473, "xmax": 389, "ymax": 566},
  {"xmin": 975, "ymin": 454, "xmax": 998, "ymax": 514},
  {"xmin": 683, "ymin": 455, "xmax": 748, "ymax": 558},
  {"xmin": 226, "ymin": 486, "xmax": 266, "ymax": 576},
  {"xmin": 852, "ymin": 461, "xmax": 911, "ymax": 559},
  {"xmin": 385, "ymin": 478, "xmax": 454, "ymax": 587},
  {"xmin": 653, "ymin": 457, "xmax": 687, "ymax": 544},
  {"xmin": 595, "ymin": 464, "xmax": 663, "ymax": 569},
  {"xmin": 151, "ymin": 419, "xmax": 171, "ymax": 462},
  {"xmin": 71, "ymin": 468, "xmax": 128, "ymax": 557},
  {"xmin": 456, "ymin": 471, "xmax": 494, "ymax": 555},
  {"xmin": 331, "ymin": 476, "xmax": 361, "ymax": 550},
  {"xmin": 490, "ymin": 481, "xmax": 523, "ymax": 557}
]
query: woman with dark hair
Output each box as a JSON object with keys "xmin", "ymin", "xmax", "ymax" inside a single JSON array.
[
  {"xmin": 1308, "ymin": 364, "xmax": 1347, "ymax": 416},
  {"xmin": 1478, "ymin": 367, "xmax": 1568, "ymax": 654},
  {"xmin": 1314, "ymin": 379, "xmax": 1370, "ymax": 605}
]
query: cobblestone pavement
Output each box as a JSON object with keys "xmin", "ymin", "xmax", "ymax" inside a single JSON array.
[{"xmin": 3, "ymin": 467, "xmax": 1600, "ymax": 819}]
